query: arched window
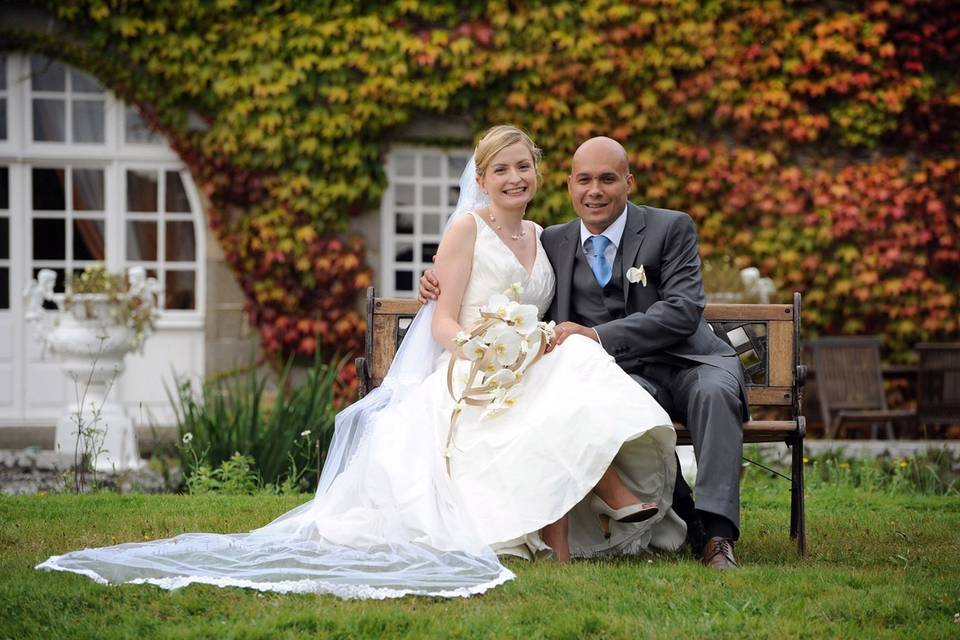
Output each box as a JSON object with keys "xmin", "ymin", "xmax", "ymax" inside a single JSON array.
[{"xmin": 0, "ymin": 53, "xmax": 206, "ymax": 425}]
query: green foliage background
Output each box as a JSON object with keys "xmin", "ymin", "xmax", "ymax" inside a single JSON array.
[{"xmin": 3, "ymin": 0, "xmax": 957, "ymax": 377}]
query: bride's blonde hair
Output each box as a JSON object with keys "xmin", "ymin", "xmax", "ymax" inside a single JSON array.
[{"xmin": 474, "ymin": 125, "xmax": 542, "ymax": 184}]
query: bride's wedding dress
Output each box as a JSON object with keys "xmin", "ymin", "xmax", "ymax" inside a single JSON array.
[{"xmin": 37, "ymin": 213, "xmax": 684, "ymax": 599}]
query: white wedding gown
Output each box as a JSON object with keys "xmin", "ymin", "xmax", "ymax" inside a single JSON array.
[{"xmin": 37, "ymin": 213, "xmax": 684, "ymax": 598}]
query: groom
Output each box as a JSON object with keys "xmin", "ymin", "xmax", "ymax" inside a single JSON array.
[{"xmin": 420, "ymin": 137, "xmax": 747, "ymax": 569}]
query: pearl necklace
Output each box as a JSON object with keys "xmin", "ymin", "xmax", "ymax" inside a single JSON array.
[{"xmin": 487, "ymin": 210, "xmax": 527, "ymax": 241}]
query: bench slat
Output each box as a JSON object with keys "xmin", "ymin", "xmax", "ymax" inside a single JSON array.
[{"xmin": 704, "ymin": 304, "xmax": 793, "ymax": 320}]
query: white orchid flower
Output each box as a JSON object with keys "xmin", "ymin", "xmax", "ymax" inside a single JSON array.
[
  {"xmin": 461, "ymin": 336, "xmax": 488, "ymax": 361},
  {"xmin": 482, "ymin": 293, "xmax": 511, "ymax": 318},
  {"xmin": 480, "ymin": 386, "xmax": 522, "ymax": 420},
  {"xmin": 489, "ymin": 326, "xmax": 523, "ymax": 366},
  {"xmin": 505, "ymin": 302, "xmax": 540, "ymax": 335},
  {"xmin": 626, "ymin": 265, "xmax": 647, "ymax": 287},
  {"xmin": 485, "ymin": 368, "xmax": 518, "ymax": 389}
]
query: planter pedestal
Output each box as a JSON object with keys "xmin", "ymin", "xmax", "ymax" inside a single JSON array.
[
  {"xmin": 48, "ymin": 314, "xmax": 143, "ymax": 472},
  {"xmin": 25, "ymin": 268, "xmax": 159, "ymax": 473}
]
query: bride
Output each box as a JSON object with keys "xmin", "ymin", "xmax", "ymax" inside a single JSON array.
[{"xmin": 37, "ymin": 125, "xmax": 684, "ymax": 598}]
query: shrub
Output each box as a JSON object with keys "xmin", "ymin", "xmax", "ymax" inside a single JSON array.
[{"xmin": 169, "ymin": 351, "xmax": 343, "ymax": 492}]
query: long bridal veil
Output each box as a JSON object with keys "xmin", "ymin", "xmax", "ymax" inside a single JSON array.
[{"xmin": 36, "ymin": 159, "xmax": 512, "ymax": 599}]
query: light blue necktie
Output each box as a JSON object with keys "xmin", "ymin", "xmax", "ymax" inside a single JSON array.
[{"xmin": 587, "ymin": 235, "xmax": 612, "ymax": 287}]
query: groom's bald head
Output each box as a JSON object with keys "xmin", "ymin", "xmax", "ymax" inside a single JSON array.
[
  {"xmin": 568, "ymin": 137, "xmax": 634, "ymax": 234},
  {"xmin": 572, "ymin": 137, "xmax": 631, "ymax": 173}
]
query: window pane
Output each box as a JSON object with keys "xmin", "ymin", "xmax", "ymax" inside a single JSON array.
[
  {"xmin": 165, "ymin": 221, "xmax": 195, "ymax": 261},
  {"xmin": 32, "ymin": 218, "xmax": 66, "ymax": 260},
  {"xmin": 165, "ymin": 172, "xmax": 191, "ymax": 212},
  {"xmin": 0, "ymin": 218, "xmax": 8, "ymax": 260},
  {"xmin": 33, "ymin": 267, "xmax": 66, "ymax": 296},
  {"xmin": 0, "ymin": 98, "xmax": 6, "ymax": 141},
  {"xmin": 448, "ymin": 155, "xmax": 468, "ymax": 176},
  {"xmin": 125, "ymin": 107, "xmax": 162, "ymax": 144},
  {"xmin": 394, "ymin": 184, "xmax": 414, "ymax": 207},
  {"xmin": 127, "ymin": 170, "xmax": 158, "ymax": 212},
  {"xmin": 422, "ymin": 185, "xmax": 440, "ymax": 207},
  {"xmin": 0, "ymin": 267, "xmax": 7, "ymax": 309},
  {"xmin": 73, "ymin": 219, "xmax": 105, "ymax": 260},
  {"xmin": 0, "ymin": 167, "xmax": 7, "ymax": 209},
  {"xmin": 394, "ymin": 153, "xmax": 415, "ymax": 177},
  {"xmin": 0, "ymin": 55, "xmax": 6, "ymax": 88},
  {"xmin": 394, "ymin": 270, "xmax": 413, "ymax": 292},
  {"xmin": 72, "ymin": 100, "xmax": 105, "ymax": 143},
  {"xmin": 164, "ymin": 270, "xmax": 196, "ymax": 310},
  {"xmin": 126, "ymin": 221, "xmax": 157, "ymax": 261},
  {"xmin": 70, "ymin": 70, "xmax": 103, "ymax": 94},
  {"xmin": 422, "ymin": 155, "xmax": 441, "ymax": 177},
  {"xmin": 31, "ymin": 57, "xmax": 65, "ymax": 91},
  {"xmin": 32, "ymin": 168, "xmax": 66, "ymax": 210},
  {"xmin": 33, "ymin": 99, "xmax": 66, "ymax": 142},
  {"xmin": 395, "ymin": 212, "xmax": 414, "ymax": 234},
  {"xmin": 422, "ymin": 242, "xmax": 439, "ymax": 263},
  {"xmin": 73, "ymin": 168, "xmax": 104, "ymax": 211},
  {"xmin": 395, "ymin": 242, "xmax": 413, "ymax": 263},
  {"xmin": 423, "ymin": 213, "xmax": 441, "ymax": 234},
  {"xmin": 447, "ymin": 185, "xmax": 461, "ymax": 207}
]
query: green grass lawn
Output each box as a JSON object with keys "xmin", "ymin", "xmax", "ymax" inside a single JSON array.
[{"xmin": 1, "ymin": 469, "xmax": 959, "ymax": 639}]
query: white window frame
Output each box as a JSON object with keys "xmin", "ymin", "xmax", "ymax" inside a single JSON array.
[
  {"xmin": 380, "ymin": 145, "xmax": 472, "ymax": 297},
  {"xmin": 1, "ymin": 53, "xmax": 205, "ymax": 329}
]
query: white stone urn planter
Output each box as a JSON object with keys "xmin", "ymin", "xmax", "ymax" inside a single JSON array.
[{"xmin": 24, "ymin": 267, "xmax": 160, "ymax": 472}]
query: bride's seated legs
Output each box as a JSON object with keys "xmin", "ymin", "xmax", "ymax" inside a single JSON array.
[{"xmin": 540, "ymin": 514, "xmax": 570, "ymax": 562}]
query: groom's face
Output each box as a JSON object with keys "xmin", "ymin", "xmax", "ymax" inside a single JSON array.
[{"xmin": 567, "ymin": 145, "xmax": 634, "ymax": 234}]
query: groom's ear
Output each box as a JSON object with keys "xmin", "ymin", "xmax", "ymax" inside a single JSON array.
[{"xmin": 625, "ymin": 173, "xmax": 635, "ymax": 192}]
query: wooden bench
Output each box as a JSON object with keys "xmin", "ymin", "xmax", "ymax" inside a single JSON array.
[{"xmin": 355, "ymin": 287, "xmax": 807, "ymax": 555}]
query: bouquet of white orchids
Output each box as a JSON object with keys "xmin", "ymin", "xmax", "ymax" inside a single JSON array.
[{"xmin": 444, "ymin": 283, "xmax": 555, "ymax": 473}]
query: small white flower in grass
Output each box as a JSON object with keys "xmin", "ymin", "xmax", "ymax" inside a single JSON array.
[
  {"xmin": 461, "ymin": 336, "xmax": 488, "ymax": 361},
  {"xmin": 482, "ymin": 293, "xmax": 511, "ymax": 318},
  {"xmin": 626, "ymin": 265, "xmax": 647, "ymax": 287},
  {"xmin": 182, "ymin": 432, "xmax": 193, "ymax": 444},
  {"xmin": 300, "ymin": 430, "xmax": 311, "ymax": 437}
]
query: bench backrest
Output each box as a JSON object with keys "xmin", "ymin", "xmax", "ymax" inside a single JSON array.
[{"xmin": 362, "ymin": 287, "xmax": 802, "ymax": 414}]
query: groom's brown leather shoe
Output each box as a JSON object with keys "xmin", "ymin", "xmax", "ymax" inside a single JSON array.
[{"xmin": 702, "ymin": 537, "xmax": 737, "ymax": 570}]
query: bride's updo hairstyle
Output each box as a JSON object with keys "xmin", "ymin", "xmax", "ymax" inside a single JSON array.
[{"xmin": 474, "ymin": 125, "xmax": 542, "ymax": 185}]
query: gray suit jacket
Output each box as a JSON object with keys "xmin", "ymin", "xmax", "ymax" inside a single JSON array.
[{"xmin": 541, "ymin": 202, "xmax": 748, "ymax": 415}]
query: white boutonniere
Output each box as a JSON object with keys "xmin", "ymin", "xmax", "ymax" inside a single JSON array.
[{"xmin": 626, "ymin": 265, "xmax": 647, "ymax": 287}]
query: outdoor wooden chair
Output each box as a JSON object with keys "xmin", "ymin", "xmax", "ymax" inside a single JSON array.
[
  {"xmin": 356, "ymin": 288, "xmax": 808, "ymax": 555},
  {"xmin": 808, "ymin": 336, "xmax": 915, "ymax": 439},
  {"xmin": 916, "ymin": 343, "xmax": 960, "ymax": 432}
]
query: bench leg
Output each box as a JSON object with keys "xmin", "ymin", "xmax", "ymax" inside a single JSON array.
[{"xmin": 789, "ymin": 430, "xmax": 806, "ymax": 556}]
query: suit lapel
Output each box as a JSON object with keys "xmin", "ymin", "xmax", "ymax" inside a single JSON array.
[
  {"xmin": 553, "ymin": 220, "xmax": 581, "ymax": 321},
  {"xmin": 621, "ymin": 203, "xmax": 647, "ymax": 307}
]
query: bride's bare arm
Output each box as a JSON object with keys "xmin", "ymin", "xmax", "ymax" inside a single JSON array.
[{"xmin": 431, "ymin": 215, "xmax": 477, "ymax": 352}]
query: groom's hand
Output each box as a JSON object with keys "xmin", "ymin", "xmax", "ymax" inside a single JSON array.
[
  {"xmin": 418, "ymin": 268, "xmax": 441, "ymax": 304},
  {"xmin": 547, "ymin": 321, "xmax": 600, "ymax": 353}
]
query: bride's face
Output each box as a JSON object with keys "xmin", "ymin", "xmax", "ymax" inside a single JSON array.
[{"xmin": 478, "ymin": 143, "xmax": 537, "ymax": 211}]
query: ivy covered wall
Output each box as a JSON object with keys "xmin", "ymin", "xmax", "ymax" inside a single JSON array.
[{"xmin": 3, "ymin": 0, "xmax": 957, "ymax": 385}]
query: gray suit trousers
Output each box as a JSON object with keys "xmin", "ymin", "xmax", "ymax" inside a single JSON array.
[{"xmin": 630, "ymin": 360, "xmax": 744, "ymax": 533}]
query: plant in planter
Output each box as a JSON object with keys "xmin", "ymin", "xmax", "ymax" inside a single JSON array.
[{"xmin": 24, "ymin": 264, "xmax": 161, "ymax": 479}]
